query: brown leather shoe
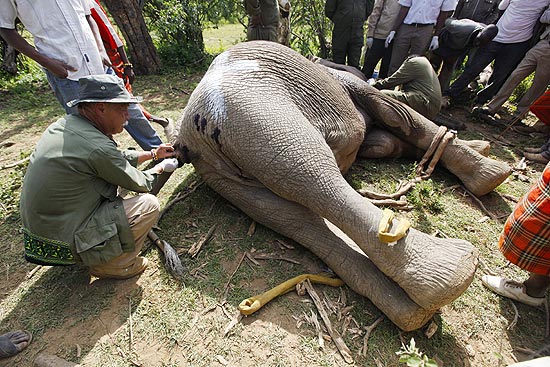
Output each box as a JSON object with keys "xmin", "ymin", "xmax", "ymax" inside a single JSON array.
[
  {"xmin": 524, "ymin": 147, "xmax": 544, "ymax": 153},
  {"xmin": 90, "ymin": 256, "xmax": 148, "ymax": 280},
  {"xmin": 523, "ymin": 152, "xmax": 550, "ymax": 164}
]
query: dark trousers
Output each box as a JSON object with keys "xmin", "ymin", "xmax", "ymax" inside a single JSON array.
[
  {"xmin": 332, "ymin": 24, "xmax": 364, "ymax": 68},
  {"xmin": 362, "ymin": 38, "xmax": 393, "ymax": 79},
  {"xmin": 448, "ymin": 40, "xmax": 531, "ymax": 104}
]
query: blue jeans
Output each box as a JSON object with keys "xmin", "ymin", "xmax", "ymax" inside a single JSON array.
[{"xmin": 46, "ymin": 69, "xmax": 163, "ymax": 150}]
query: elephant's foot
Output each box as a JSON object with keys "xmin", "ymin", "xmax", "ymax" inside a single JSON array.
[
  {"xmin": 200, "ymin": 170, "xmax": 435, "ymax": 331},
  {"xmin": 357, "ymin": 128, "xmax": 421, "ymax": 159},
  {"xmin": 441, "ymin": 140, "xmax": 511, "ymax": 196}
]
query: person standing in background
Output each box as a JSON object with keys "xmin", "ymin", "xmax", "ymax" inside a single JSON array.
[
  {"xmin": 362, "ymin": 0, "xmax": 401, "ymax": 79},
  {"xmin": 0, "ymin": 0, "xmax": 164, "ymax": 151},
  {"xmin": 244, "ymin": 0, "xmax": 280, "ymax": 42},
  {"xmin": 385, "ymin": 0, "xmax": 457, "ymax": 75},
  {"xmin": 325, "ymin": 0, "xmax": 375, "ymax": 68}
]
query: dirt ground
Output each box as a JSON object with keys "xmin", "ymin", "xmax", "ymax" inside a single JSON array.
[{"xmin": 1, "ymin": 77, "xmax": 550, "ymax": 367}]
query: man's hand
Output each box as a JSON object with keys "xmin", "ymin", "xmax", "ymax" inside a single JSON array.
[
  {"xmin": 154, "ymin": 144, "xmax": 176, "ymax": 159},
  {"xmin": 385, "ymin": 31, "xmax": 395, "ymax": 48},
  {"xmin": 366, "ymin": 37, "xmax": 374, "ymax": 48},
  {"xmin": 43, "ymin": 57, "xmax": 77, "ymax": 78},
  {"xmin": 154, "ymin": 158, "xmax": 179, "ymax": 174},
  {"xmin": 429, "ymin": 36, "xmax": 439, "ymax": 51}
]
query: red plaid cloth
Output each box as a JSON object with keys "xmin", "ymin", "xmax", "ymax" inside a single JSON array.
[
  {"xmin": 530, "ymin": 90, "xmax": 550, "ymax": 126},
  {"xmin": 499, "ymin": 163, "xmax": 550, "ymax": 275}
]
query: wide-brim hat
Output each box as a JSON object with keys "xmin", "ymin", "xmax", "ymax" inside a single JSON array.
[{"xmin": 66, "ymin": 74, "xmax": 142, "ymax": 107}]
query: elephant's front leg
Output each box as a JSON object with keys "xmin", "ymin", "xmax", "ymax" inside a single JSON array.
[{"xmin": 198, "ymin": 167, "xmax": 435, "ymax": 331}]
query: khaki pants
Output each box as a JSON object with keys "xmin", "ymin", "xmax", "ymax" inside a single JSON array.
[
  {"xmin": 388, "ymin": 24, "xmax": 434, "ymax": 75},
  {"xmin": 486, "ymin": 40, "xmax": 550, "ymax": 114},
  {"xmin": 91, "ymin": 194, "xmax": 159, "ymax": 272}
]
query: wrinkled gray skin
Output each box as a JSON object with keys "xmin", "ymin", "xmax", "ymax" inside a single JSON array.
[{"xmin": 174, "ymin": 41, "xmax": 511, "ymax": 331}]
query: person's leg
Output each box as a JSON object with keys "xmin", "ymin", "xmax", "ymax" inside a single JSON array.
[
  {"xmin": 515, "ymin": 42, "xmax": 550, "ymax": 114},
  {"xmin": 331, "ymin": 25, "xmax": 350, "ymax": 65},
  {"xmin": 388, "ymin": 24, "xmax": 414, "ymax": 75},
  {"xmin": 524, "ymin": 273, "xmax": 550, "ymax": 298},
  {"xmin": 447, "ymin": 41, "xmax": 499, "ymax": 98},
  {"xmin": 45, "ymin": 71, "xmax": 81, "ymax": 115},
  {"xmin": 409, "ymin": 25, "xmax": 432, "ymax": 56},
  {"xmin": 379, "ymin": 42, "xmax": 394, "ymax": 79},
  {"xmin": 347, "ymin": 26, "xmax": 364, "ymax": 68},
  {"xmin": 362, "ymin": 38, "xmax": 387, "ymax": 78},
  {"xmin": 438, "ymin": 55, "xmax": 459, "ymax": 93},
  {"xmin": 125, "ymin": 103, "xmax": 164, "ymax": 150},
  {"xmin": 89, "ymin": 194, "xmax": 160, "ymax": 279},
  {"xmin": 485, "ymin": 47, "xmax": 537, "ymax": 113},
  {"xmin": 475, "ymin": 40, "xmax": 530, "ymax": 105},
  {"xmin": 0, "ymin": 330, "xmax": 32, "ymax": 359}
]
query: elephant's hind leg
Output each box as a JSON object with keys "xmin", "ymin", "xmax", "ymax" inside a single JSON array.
[{"xmin": 202, "ymin": 173, "xmax": 435, "ymax": 331}]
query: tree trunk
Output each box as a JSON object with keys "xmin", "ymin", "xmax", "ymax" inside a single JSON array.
[{"xmin": 102, "ymin": 0, "xmax": 161, "ymax": 75}]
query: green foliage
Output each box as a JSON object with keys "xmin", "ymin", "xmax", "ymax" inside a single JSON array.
[
  {"xmin": 290, "ymin": 0, "xmax": 331, "ymax": 58},
  {"xmin": 396, "ymin": 338, "xmax": 439, "ymax": 367},
  {"xmin": 144, "ymin": 0, "xmax": 206, "ymax": 67},
  {"xmin": 509, "ymin": 72, "xmax": 534, "ymax": 107},
  {"xmin": 0, "ymin": 152, "xmax": 30, "ymax": 222},
  {"xmin": 408, "ymin": 179, "xmax": 444, "ymax": 214}
]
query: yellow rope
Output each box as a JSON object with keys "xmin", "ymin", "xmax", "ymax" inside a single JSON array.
[
  {"xmin": 238, "ymin": 273, "xmax": 344, "ymax": 316},
  {"xmin": 378, "ymin": 208, "xmax": 410, "ymax": 243}
]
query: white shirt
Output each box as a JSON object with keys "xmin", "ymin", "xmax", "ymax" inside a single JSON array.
[
  {"xmin": 0, "ymin": 0, "xmax": 105, "ymax": 80},
  {"xmin": 494, "ymin": 0, "xmax": 550, "ymax": 43},
  {"xmin": 399, "ymin": 0, "xmax": 458, "ymax": 25}
]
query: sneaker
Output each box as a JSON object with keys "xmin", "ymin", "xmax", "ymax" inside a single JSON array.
[
  {"xmin": 481, "ymin": 275, "xmax": 545, "ymax": 307},
  {"xmin": 523, "ymin": 152, "xmax": 550, "ymax": 164}
]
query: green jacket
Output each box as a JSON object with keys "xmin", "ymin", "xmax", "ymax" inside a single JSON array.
[
  {"xmin": 20, "ymin": 114, "xmax": 158, "ymax": 266},
  {"xmin": 374, "ymin": 56, "xmax": 442, "ymax": 119}
]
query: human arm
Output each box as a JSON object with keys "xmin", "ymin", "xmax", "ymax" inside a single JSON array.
[
  {"xmin": 0, "ymin": 28, "xmax": 76, "ymax": 78},
  {"xmin": 540, "ymin": 7, "xmax": 550, "ymax": 24},
  {"xmin": 135, "ymin": 144, "xmax": 176, "ymax": 164},
  {"xmin": 117, "ymin": 46, "xmax": 135, "ymax": 84},
  {"xmin": 372, "ymin": 58, "xmax": 415, "ymax": 89},
  {"xmin": 86, "ymin": 14, "xmax": 111, "ymax": 67},
  {"xmin": 366, "ymin": 0, "xmax": 383, "ymax": 38},
  {"xmin": 434, "ymin": 10, "xmax": 453, "ymax": 36},
  {"xmin": 385, "ymin": 5, "xmax": 409, "ymax": 47}
]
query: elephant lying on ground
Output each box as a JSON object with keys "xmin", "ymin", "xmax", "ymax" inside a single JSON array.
[{"xmin": 173, "ymin": 41, "xmax": 511, "ymax": 331}]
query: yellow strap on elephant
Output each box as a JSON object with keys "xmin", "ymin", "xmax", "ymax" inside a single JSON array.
[
  {"xmin": 378, "ymin": 208, "xmax": 411, "ymax": 243},
  {"xmin": 238, "ymin": 273, "xmax": 344, "ymax": 316}
]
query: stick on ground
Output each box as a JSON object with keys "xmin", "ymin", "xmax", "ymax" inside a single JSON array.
[{"xmin": 303, "ymin": 279, "xmax": 354, "ymax": 364}]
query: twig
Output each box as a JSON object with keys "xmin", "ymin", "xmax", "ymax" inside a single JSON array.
[
  {"xmin": 222, "ymin": 252, "xmax": 247, "ymax": 301},
  {"xmin": 0, "ymin": 141, "xmax": 15, "ymax": 149},
  {"xmin": 0, "ymin": 156, "xmax": 30, "ymax": 170},
  {"xmin": 527, "ymin": 343, "xmax": 550, "ymax": 359},
  {"xmin": 507, "ymin": 300, "xmax": 518, "ymax": 330},
  {"xmin": 303, "ymin": 279, "xmax": 354, "ymax": 364},
  {"xmin": 309, "ymin": 309, "xmax": 325, "ymax": 349},
  {"xmin": 253, "ymin": 253, "xmax": 301, "ymax": 265},
  {"xmin": 360, "ymin": 316, "xmax": 384, "ymax": 357},
  {"xmin": 129, "ymin": 298, "xmax": 134, "ymax": 351},
  {"xmin": 188, "ymin": 223, "xmax": 217, "ymax": 258},
  {"xmin": 461, "ymin": 186, "xmax": 498, "ymax": 220},
  {"xmin": 223, "ymin": 312, "xmax": 243, "ymax": 337},
  {"xmin": 159, "ymin": 180, "xmax": 203, "ymax": 221},
  {"xmin": 26, "ymin": 265, "xmax": 42, "ymax": 279},
  {"xmin": 477, "ymin": 257, "xmax": 497, "ymax": 276},
  {"xmin": 501, "ymin": 193, "xmax": 519, "ymax": 203},
  {"xmin": 546, "ymin": 296, "xmax": 550, "ymax": 338}
]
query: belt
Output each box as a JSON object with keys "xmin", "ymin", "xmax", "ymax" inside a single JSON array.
[{"xmin": 407, "ymin": 23, "xmax": 434, "ymax": 27}]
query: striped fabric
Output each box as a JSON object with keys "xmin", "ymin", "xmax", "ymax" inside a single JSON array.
[{"xmin": 499, "ymin": 163, "xmax": 550, "ymax": 275}]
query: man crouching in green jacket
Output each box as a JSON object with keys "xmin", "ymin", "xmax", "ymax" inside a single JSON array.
[{"xmin": 20, "ymin": 74, "xmax": 179, "ymax": 279}]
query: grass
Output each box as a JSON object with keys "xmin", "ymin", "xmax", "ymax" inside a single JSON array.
[{"xmin": 1, "ymin": 23, "xmax": 550, "ymax": 366}]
